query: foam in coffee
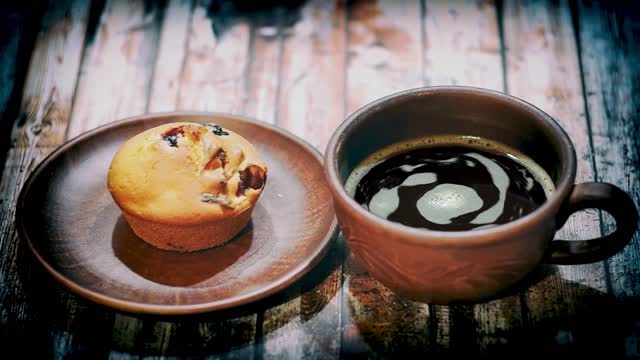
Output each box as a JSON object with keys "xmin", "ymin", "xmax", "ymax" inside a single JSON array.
[{"xmin": 344, "ymin": 136, "xmax": 555, "ymax": 231}]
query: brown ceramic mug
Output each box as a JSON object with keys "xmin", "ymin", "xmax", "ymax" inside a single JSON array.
[{"xmin": 324, "ymin": 86, "xmax": 638, "ymax": 304}]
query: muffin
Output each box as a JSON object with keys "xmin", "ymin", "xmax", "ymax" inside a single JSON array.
[{"xmin": 107, "ymin": 122, "xmax": 267, "ymax": 252}]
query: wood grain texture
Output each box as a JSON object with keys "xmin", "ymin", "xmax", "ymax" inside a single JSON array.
[
  {"xmin": 503, "ymin": 0, "xmax": 610, "ymax": 353},
  {"xmin": 244, "ymin": 5, "xmax": 285, "ymax": 125},
  {"xmin": 423, "ymin": 1, "xmax": 524, "ymax": 355},
  {"xmin": 278, "ymin": 0, "xmax": 346, "ymax": 150},
  {"xmin": 0, "ymin": 2, "xmax": 44, "ymax": 170},
  {"xmin": 342, "ymin": 0, "xmax": 432, "ymax": 356},
  {"xmin": 66, "ymin": 0, "xmax": 163, "ymax": 138},
  {"xmin": 0, "ymin": 6, "xmax": 29, "ymax": 123},
  {"xmin": 176, "ymin": 0, "xmax": 250, "ymax": 113},
  {"xmin": 0, "ymin": 0, "xmax": 95, "ymax": 357},
  {"xmin": 346, "ymin": 0, "xmax": 423, "ymax": 112},
  {"xmin": 577, "ymin": 0, "xmax": 640, "ymax": 298},
  {"xmin": 258, "ymin": 1, "xmax": 345, "ymax": 358},
  {"xmin": 577, "ymin": 2, "xmax": 640, "ymax": 355},
  {"xmin": 423, "ymin": 0, "xmax": 502, "ymax": 90},
  {"xmin": 259, "ymin": 242, "xmax": 344, "ymax": 359},
  {"xmin": 147, "ymin": 0, "xmax": 193, "ymax": 113}
]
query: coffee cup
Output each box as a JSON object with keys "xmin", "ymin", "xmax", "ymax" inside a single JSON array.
[{"xmin": 324, "ymin": 86, "xmax": 638, "ymax": 304}]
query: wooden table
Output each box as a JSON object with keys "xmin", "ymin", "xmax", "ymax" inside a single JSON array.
[{"xmin": 1, "ymin": 0, "xmax": 639, "ymax": 357}]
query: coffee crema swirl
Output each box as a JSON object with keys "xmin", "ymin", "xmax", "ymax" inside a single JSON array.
[{"xmin": 345, "ymin": 136, "xmax": 555, "ymax": 231}]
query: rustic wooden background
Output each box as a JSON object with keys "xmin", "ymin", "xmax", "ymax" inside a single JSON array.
[{"xmin": 1, "ymin": 0, "xmax": 639, "ymax": 358}]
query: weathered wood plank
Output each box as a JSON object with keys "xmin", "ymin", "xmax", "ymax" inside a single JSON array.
[
  {"xmin": 503, "ymin": 0, "xmax": 609, "ymax": 353},
  {"xmin": 577, "ymin": 0, "xmax": 640, "ymax": 299},
  {"xmin": 423, "ymin": 1, "xmax": 523, "ymax": 354},
  {"xmin": 346, "ymin": 0, "xmax": 423, "ymax": 111},
  {"xmin": 243, "ymin": 6, "xmax": 284, "ymax": 125},
  {"xmin": 258, "ymin": 1, "xmax": 345, "ymax": 358},
  {"xmin": 341, "ymin": 0, "xmax": 430, "ymax": 356},
  {"xmin": 66, "ymin": 0, "xmax": 163, "ymax": 138},
  {"xmin": 0, "ymin": 0, "xmax": 95, "ymax": 357},
  {"xmin": 176, "ymin": 0, "xmax": 250, "ymax": 113},
  {"xmin": 577, "ymin": 1, "xmax": 640, "ymax": 356},
  {"xmin": 147, "ymin": 0, "xmax": 193, "ymax": 113},
  {"xmin": 278, "ymin": 0, "xmax": 346, "ymax": 151},
  {"xmin": 0, "ymin": 2, "xmax": 44, "ymax": 170},
  {"xmin": 0, "ymin": 5, "xmax": 29, "ymax": 121},
  {"xmin": 423, "ymin": 0, "xmax": 503, "ymax": 90},
  {"xmin": 259, "ymin": 241, "xmax": 344, "ymax": 359}
]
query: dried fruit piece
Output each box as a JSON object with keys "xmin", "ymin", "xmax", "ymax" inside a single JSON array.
[
  {"xmin": 161, "ymin": 127, "xmax": 185, "ymax": 147},
  {"xmin": 204, "ymin": 124, "xmax": 229, "ymax": 136},
  {"xmin": 237, "ymin": 165, "xmax": 267, "ymax": 196},
  {"xmin": 189, "ymin": 129, "xmax": 201, "ymax": 141},
  {"xmin": 204, "ymin": 149, "xmax": 228, "ymax": 170}
]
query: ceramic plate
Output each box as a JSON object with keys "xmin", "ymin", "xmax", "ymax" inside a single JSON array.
[{"xmin": 16, "ymin": 113, "xmax": 338, "ymax": 315}]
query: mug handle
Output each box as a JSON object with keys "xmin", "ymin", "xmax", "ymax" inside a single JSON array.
[{"xmin": 544, "ymin": 182, "xmax": 638, "ymax": 265}]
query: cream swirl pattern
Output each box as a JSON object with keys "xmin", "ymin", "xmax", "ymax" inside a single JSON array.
[{"xmin": 345, "ymin": 137, "xmax": 554, "ymax": 231}]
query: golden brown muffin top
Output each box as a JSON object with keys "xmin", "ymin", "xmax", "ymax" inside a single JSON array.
[{"xmin": 107, "ymin": 122, "xmax": 267, "ymax": 224}]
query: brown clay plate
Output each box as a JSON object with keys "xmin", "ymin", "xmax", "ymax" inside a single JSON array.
[{"xmin": 16, "ymin": 112, "xmax": 338, "ymax": 315}]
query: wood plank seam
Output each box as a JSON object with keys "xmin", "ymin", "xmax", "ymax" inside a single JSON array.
[
  {"xmin": 147, "ymin": 0, "xmax": 195, "ymax": 114},
  {"xmin": 243, "ymin": 11, "xmax": 257, "ymax": 121},
  {"xmin": 495, "ymin": 0, "xmax": 509, "ymax": 93},
  {"xmin": 567, "ymin": 0, "xmax": 614, "ymax": 295},
  {"xmin": 63, "ymin": 0, "xmax": 105, "ymax": 142},
  {"xmin": 272, "ymin": 14, "xmax": 285, "ymax": 127},
  {"xmin": 0, "ymin": 4, "xmax": 46, "ymax": 172},
  {"xmin": 419, "ymin": 0, "xmax": 426, "ymax": 89},
  {"xmin": 142, "ymin": 0, "xmax": 171, "ymax": 114}
]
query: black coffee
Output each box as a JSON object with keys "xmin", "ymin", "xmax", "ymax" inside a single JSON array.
[{"xmin": 345, "ymin": 137, "xmax": 554, "ymax": 231}]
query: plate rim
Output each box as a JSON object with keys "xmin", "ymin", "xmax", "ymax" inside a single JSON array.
[{"xmin": 16, "ymin": 111, "xmax": 339, "ymax": 315}]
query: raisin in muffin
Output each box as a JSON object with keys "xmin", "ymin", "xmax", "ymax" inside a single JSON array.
[{"xmin": 107, "ymin": 122, "xmax": 267, "ymax": 252}]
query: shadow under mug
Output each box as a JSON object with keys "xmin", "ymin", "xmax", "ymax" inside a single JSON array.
[{"xmin": 324, "ymin": 86, "xmax": 638, "ymax": 304}]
